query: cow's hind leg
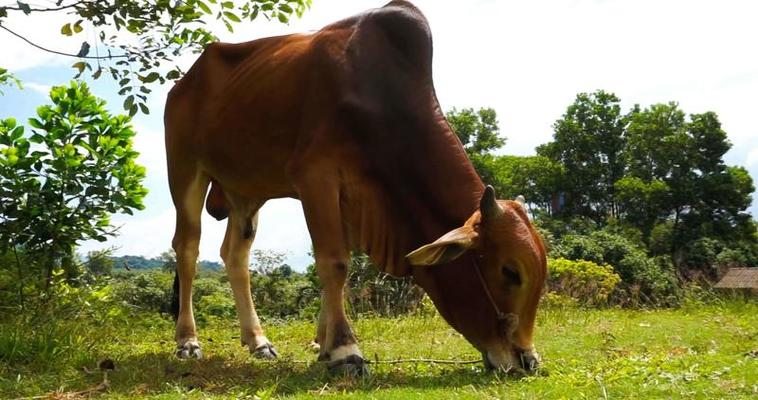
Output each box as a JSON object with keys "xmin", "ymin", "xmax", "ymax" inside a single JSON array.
[
  {"xmin": 170, "ymin": 171, "xmax": 209, "ymax": 359},
  {"xmin": 296, "ymin": 179, "xmax": 367, "ymax": 375},
  {"xmin": 220, "ymin": 205, "xmax": 278, "ymax": 359}
]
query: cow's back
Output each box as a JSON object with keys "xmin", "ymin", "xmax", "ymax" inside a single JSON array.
[{"xmin": 164, "ymin": 31, "xmax": 345, "ymax": 198}]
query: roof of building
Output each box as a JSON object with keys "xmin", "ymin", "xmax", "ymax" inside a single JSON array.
[{"xmin": 714, "ymin": 268, "xmax": 758, "ymax": 289}]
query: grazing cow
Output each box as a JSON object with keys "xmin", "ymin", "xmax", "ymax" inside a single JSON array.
[{"xmin": 165, "ymin": 0, "xmax": 547, "ymax": 373}]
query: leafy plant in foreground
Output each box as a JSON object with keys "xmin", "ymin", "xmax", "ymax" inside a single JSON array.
[{"xmin": 0, "ymin": 81, "xmax": 147, "ymax": 294}]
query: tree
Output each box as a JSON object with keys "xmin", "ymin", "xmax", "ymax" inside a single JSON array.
[
  {"xmin": 86, "ymin": 249, "xmax": 114, "ymax": 276},
  {"xmin": 158, "ymin": 249, "xmax": 177, "ymax": 273},
  {"xmin": 446, "ymin": 107, "xmax": 506, "ymax": 184},
  {"xmin": 623, "ymin": 105, "xmax": 755, "ymax": 256},
  {"xmin": 0, "ymin": 81, "xmax": 147, "ymax": 287},
  {"xmin": 489, "ymin": 155, "xmax": 564, "ymax": 215},
  {"xmin": 0, "ymin": 0, "xmax": 311, "ymax": 114},
  {"xmin": 538, "ymin": 90, "xmax": 627, "ymax": 220}
]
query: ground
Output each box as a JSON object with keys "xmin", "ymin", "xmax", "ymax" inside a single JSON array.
[{"xmin": 1, "ymin": 301, "xmax": 756, "ymax": 399}]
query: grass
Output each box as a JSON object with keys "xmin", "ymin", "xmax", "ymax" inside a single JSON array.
[{"xmin": 1, "ymin": 300, "xmax": 757, "ymax": 399}]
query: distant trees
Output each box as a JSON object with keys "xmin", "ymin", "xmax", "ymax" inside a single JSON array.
[
  {"xmin": 446, "ymin": 95, "xmax": 755, "ymax": 293},
  {"xmin": 536, "ymin": 91, "xmax": 756, "ymax": 278}
]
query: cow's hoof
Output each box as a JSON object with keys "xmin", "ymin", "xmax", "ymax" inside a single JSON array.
[
  {"xmin": 252, "ymin": 343, "xmax": 278, "ymax": 360},
  {"xmin": 327, "ymin": 354, "xmax": 369, "ymax": 377},
  {"xmin": 307, "ymin": 341, "xmax": 321, "ymax": 353},
  {"xmin": 176, "ymin": 342, "xmax": 202, "ymax": 359}
]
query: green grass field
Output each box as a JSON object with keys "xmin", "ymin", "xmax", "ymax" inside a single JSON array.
[{"xmin": 1, "ymin": 300, "xmax": 756, "ymax": 399}]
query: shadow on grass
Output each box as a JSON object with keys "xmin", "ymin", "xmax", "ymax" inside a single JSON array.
[{"xmin": 105, "ymin": 352, "xmax": 514, "ymax": 397}]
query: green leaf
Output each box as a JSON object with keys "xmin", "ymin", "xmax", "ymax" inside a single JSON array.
[
  {"xmin": 223, "ymin": 11, "xmax": 241, "ymax": 22},
  {"xmin": 166, "ymin": 70, "xmax": 181, "ymax": 80},
  {"xmin": 28, "ymin": 118, "xmax": 44, "ymax": 129},
  {"xmin": 277, "ymin": 12, "xmax": 288, "ymax": 23},
  {"xmin": 73, "ymin": 20, "xmax": 83, "ymax": 34},
  {"xmin": 142, "ymin": 72, "xmax": 160, "ymax": 83},
  {"xmin": 139, "ymin": 103, "xmax": 150, "ymax": 115},
  {"xmin": 278, "ymin": 4, "xmax": 293, "ymax": 14},
  {"xmin": 221, "ymin": 1, "xmax": 234, "ymax": 9},
  {"xmin": 123, "ymin": 95, "xmax": 134, "ymax": 111},
  {"xmin": 93, "ymin": 68, "xmax": 102, "ymax": 79},
  {"xmin": 61, "ymin": 23, "xmax": 73, "ymax": 36},
  {"xmin": 10, "ymin": 126, "xmax": 24, "ymax": 141},
  {"xmin": 197, "ymin": 0, "xmax": 211, "ymax": 14},
  {"xmin": 72, "ymin": 61, "xmax": 87, "ymax": 73}
]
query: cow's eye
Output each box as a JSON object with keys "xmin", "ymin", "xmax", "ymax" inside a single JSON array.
[{"xmin": 501, "ymin": 266, "xmax": 521, "ymax": 285}]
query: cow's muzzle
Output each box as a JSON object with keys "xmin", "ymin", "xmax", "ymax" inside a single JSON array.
[{"xmin": 482, "ymin": 348, "xmax": 540, "ymax": 373}]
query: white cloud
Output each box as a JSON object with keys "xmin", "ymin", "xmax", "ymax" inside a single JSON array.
[{"xmin": 23, "ymin": 82, "xmax": 52, "ymax": 96}]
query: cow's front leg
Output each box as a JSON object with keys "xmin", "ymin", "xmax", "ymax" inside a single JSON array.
[
  {"xmin": 297, "ymin": 178, "xmax": 367, "ymax": 375},
  {"xmin": 221, "ymin": 209, "xmax": 277, "ymax": 359}
]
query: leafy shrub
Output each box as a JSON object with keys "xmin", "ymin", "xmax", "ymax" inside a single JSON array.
[
  {"xmin": 552, "ymin": 230, "xmax": 682, "ymax": 306},
  {"xmin": 111, "ymin": 270, "xmax": 174, "ymax": 313},
  {"xmin": 547, "ymin": 258, "xmax": 621, "ymax": 306},
  {"xmin": 540, "ymin": 292, "xmax": 579, "ymax": 309},
  {"xmin": 197, "ymin": 291, "xmax": 236, "ymax": 319}
]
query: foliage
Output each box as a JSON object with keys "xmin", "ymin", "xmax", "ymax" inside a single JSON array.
[
  {"xmin": 551, "ymin": 229, "xmax": 681, "ymax": 306},
  {"xmin": 547, "ymin": 258, "xmax": 621, "ymax": 306},
  {"xmin": 0, "ymin": 68, "xmax": 21, "ymax": 94},
  {"xmin": 0, "ymin": 0, "xmax": 311, "ymax": 115},
  {"xmin": 158, "ymin": 249, "xmax": 177, "ymax": 273},
  {"xmin": 446, "ymin": 107, "xmax": 504, "ymax": 156},
  {"xmin": 533, "ymin": 91, "xmax": 755, "ymax": 281},
  {"xmin": 111, "ymin": 270, "xmax": 174, "ymax": 313},
  {"xmin": 344, "ymin": 253, "xmax": 425, "ymax": 318},
  {"xmin": 0, "ymin": 81, "xmax": 146, "ymax": 298},
  {"xmin": 486, "ymin": 155, "xmax": 564, "ymax": 215},
  {"xmin": 85, "ymin": 249, "xmax": 114, "ymax": 276},
  {"xmin": 446, "ymin": 107, "xmax": 506, "ymax": 184},
  {"xmin": 537, "ymin": 90, "xmax": 627, "ymax": 220}
]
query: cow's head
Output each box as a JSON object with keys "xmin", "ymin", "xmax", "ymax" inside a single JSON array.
[{"xmin": 406, "ymin": 186, "xmax": 547, "ymax": 372}]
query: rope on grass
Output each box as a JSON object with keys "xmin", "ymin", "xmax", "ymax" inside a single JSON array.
[{"xmin": 288, "ymin": 356, "xmax": 481, "ymax": 365}]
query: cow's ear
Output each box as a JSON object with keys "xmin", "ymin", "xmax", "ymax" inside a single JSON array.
[{"xmin": 406, "ymin": 226, "xmax": 478, "ymax": 266}]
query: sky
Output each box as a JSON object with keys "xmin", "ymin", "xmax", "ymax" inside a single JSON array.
[{"xmin": 1, "ymin": 0, "xmax": 757, "ymax": 270}]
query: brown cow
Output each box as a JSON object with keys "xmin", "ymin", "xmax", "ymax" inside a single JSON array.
[{"xmin": 165, "ymin": 0, "xmax": 547, "ymax": 374}]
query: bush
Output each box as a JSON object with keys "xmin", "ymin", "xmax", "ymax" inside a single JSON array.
[
  {"xmin": 197, "ymin": 291, "xmax": 236, "ymax": 319},
  {"xmin": 547, "ymin": 258, "xmax": 621, "ymax": 306},
  {"xmin": 552, "ymin": 229, "xmax": 682, "ymax": 306},
  {"xmin": 111, "ymin": 270, "xmax": 174, "ymax": 313}
]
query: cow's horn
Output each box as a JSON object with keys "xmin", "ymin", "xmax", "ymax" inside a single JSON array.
[{"xmin": 480, "ymin": 185, "xmax": 503, "ymax": 220}]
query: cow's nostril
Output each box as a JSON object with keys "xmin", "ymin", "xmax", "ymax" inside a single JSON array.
[{"xmin": 519, "ymin": 351, "xmax": 539, "ymax": 372}]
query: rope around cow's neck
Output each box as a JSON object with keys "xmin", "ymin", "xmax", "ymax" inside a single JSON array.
[{"xmin": 471, "ymin": 254, "xmax": 509, "ymax": 322}]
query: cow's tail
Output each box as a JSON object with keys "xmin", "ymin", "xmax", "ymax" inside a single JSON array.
[{"xmin": 170, "ymin": 270, "xmax": 180, "ymax": 321}]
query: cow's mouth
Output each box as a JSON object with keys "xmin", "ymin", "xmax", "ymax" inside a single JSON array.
[{"xmin": 481, "ymin": 350, "xmax": 540, "ymax": 373}]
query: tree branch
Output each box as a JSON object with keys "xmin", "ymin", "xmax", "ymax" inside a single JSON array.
[
  {"xmin": 0, "ymin": 23, "xmax": 129, "ymax": 59},
  {"xmin": 1, "ymin": 1, "xmax": 85, "ymax": 13}
]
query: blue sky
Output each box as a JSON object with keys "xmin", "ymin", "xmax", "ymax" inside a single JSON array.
[{"xmin": 1, "ymin": 0, "xmax": 757, "ymax": 270}]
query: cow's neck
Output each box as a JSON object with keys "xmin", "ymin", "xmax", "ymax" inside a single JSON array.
[{"xmin": 345, "ymin": 103, "xmax": 484, "ymax": 277}]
